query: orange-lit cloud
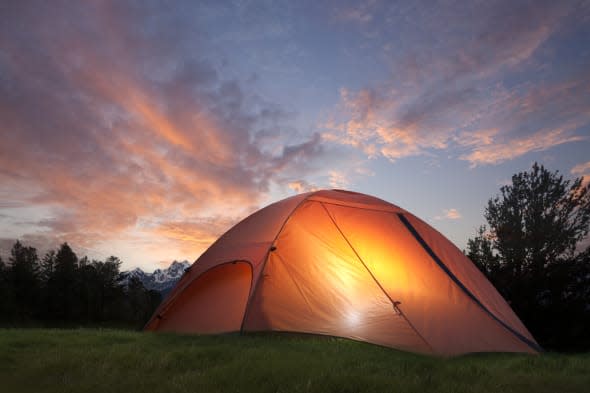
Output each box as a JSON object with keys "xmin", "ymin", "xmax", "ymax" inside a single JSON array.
[
  {"xmin": 288, "ymin": 180, "xmax": 318, "ymax": 194},
  {"xmin": 0, "ymin": 2, "xmax": 323, "ymax": 269},
  {"xmin": 571, "ymin": 161, "xmax": 590, "ymax": 184},
  {"xmin": 148, "ymin": 218, "xmax": 240, "ymax": 256},
  {"xmin": 435, "ymin": 209, "xmax": 462, "ymax": 221}
]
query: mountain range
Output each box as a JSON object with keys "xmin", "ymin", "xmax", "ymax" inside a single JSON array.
[{"xmin": 120, "ymin": 260, "xmax": 191, "ymax": 295}]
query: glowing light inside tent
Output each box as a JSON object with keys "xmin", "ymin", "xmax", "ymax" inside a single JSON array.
[
  {"xmin": 332, "ymin": 260, "xmax": 357, "ymax": 288},
  {"xmin": 341, "ymin": 223, "xmax": 420, "ymax": 302},
  {"xmin": 346, "ymin": 310, "xmax": 361, "ymax": 327}
]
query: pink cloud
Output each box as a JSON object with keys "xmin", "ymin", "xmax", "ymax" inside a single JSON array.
[
  {"xmin": 323, "ymin": 1, "xmax": 587, "ymax": 168},
  {"xmin": 460, "ymin": 127, "xmax": 587, "ymax": 167},
  {"xmin": 571, "ymin": 161, "xmax": 590, "ymax": 184},
  {"xmin": 288, "ymin": 180, "xmax": 318, "ymax": 194},
  {"xmin": 0, "ymin": 2, "xmax": 323, "ymax": 267},
  {"xmin": 324, "ymin": 67, "xmax": 590, "ymax": 167}
]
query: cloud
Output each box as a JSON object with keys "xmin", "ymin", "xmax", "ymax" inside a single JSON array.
[
  {"xmin": 322, "ymin": 87, "xmax": 457, "ymax": 163},
  {"xmin": 328, "ymin": 170, "xmax": 350, "ymax": 189},
  {"xmin": 435, "ymin": 209, "xmax": 462, "ymax": 221},
  {"xmin": 147, "ymin": 217, "xmax": 240, "ymax": 256},
  {"xmin": 460, "ymin": 127, "xmax": 586, "ymax": 167},
  {"xmin": 324, "ymin": 1, "xmax": 588, "ymax": 167},
  {"xmin": 325, "ymin": 16, "xmax": 589, "ymax": 165},
  {"xmin": 288, "ymin": 180, "xmax": 319, "ymax": 194},
  {"xmin": 0, "ymin": 2, "xmax": 323, "ymax": 265},
  {"xmin": 571, "ymin": 161, "xmax": 590, "ymax": 176},
  {"xmin": 322, "ymin": 87, "xmax": 434, "ymax": 162},
  {"xmin": 354, "ymin": 166, "xmax": 375, "ymax": 177},
  {"xmin": 571, "ymin": 161, "xmax": 590, "ymax": 184},
  {"xmin": 386, "ymin": 0, "xmax": 571, "ymax": 86}
]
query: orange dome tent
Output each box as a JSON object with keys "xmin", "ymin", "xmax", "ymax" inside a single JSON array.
[{"xmin": 145, "ymin": 190, "xmax": 540, "ymax": 355}]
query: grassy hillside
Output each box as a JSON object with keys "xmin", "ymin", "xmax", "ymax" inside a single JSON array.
[{"xmin": 1, "ymin": 329, "xmax": 589, "ymax": 393}]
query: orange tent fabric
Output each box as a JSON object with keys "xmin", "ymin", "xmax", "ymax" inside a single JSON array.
[{"xmin": 145, "ymin": 190, "xmax": 540, "ymax": 355}]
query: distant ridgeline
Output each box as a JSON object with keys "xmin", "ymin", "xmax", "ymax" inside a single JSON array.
[
  {"xmin": 120, "ymin": 260, "xmax": 190, "ymax": 297},
  {"xmin": 0, "ymin": 240, "xmax": 188, "ymax": 328}
]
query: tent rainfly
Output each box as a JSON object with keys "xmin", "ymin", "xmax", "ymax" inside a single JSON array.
[{"xmin": 145, "ymin": 190, "xmax": 540, "ymax": 355}]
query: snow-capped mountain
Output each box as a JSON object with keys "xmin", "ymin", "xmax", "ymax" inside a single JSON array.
[{"xmin": 121, "ymin": 260, "xmax": 191, "ymax": 294}]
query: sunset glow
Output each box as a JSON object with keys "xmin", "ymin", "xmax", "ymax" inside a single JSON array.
[{"xmin": 1, "ymin": 1, "xmax": 588, "ymax": 271}]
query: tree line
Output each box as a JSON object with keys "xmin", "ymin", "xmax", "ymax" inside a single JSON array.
[
  {"xmin": 0, "ymin": 242, "xmax": 161, "ymax": 328},
  {"xmin": 467, "ymin": 163, "xmax": 590, "ymax": 352}
]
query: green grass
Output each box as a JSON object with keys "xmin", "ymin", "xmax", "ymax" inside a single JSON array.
[{"xmin": 1, "ymin": 329, "xmax": 589, "ymax": 393}]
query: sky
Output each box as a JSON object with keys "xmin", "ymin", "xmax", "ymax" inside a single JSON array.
[{"xmin": 1, "ymin": 0, "xmax": 589, "ymax": 271}]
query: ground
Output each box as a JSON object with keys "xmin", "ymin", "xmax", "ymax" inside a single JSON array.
[{"xmin": 1, "ymin": 329, "xmax": 589, "ymax": 393}]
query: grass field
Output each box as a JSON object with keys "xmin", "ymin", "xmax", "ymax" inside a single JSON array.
[{"xmin": 1, "ymin": 329, "xmax": 589, "ymax": 393}]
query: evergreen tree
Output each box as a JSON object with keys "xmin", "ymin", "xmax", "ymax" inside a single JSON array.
[
  {"xmin": 47, "ymin": 243, "xmax": 79, "ymax": 321},
  {"xmin": 0, "ymin": 256, "xmax": 15, "ymax": 322},
  {"xmin": 77, "ymin": 256, "xmax": 124, "ymax": 322},
  {"xmin": 7, "ymin": 241, "xmax": 40, "ymax": 320},
  {"xmin": 95, "ymin": 256, "xmax": 124, "ymax": 321},
  {"xmin": 38, "ymin": 249, "xmax": 56, "ymax": 320},
  {"xmin": 1, "ymin": 240, "xmax": 162, "ymax": 328},
  {"xmin": 77, "ymin": 259, "xmax": 98, "ymax": 322},
  {"xmin": 40, "ymin": 250, "xmax": 56, "ymax": 283},
  {"xmin": 124, "ymin": 276, "xmax": 161, "ymax": 328}
]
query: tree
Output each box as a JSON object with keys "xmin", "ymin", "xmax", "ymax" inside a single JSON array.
[
  {"xmin": 46, "ymin": 243, "xmax": 79, "ymax": 321},
  {"xmin": 79, "ymin": 256, "xmax": 124, "ymax": 322},
  {"xmin": 486, "ymin": 163, "xmax": 590, "ymax": 275},
  {"xmin": 97, "ymin": 256, "xmax": 125, "ymax": 321},
  {"xmin": 467, "ymin": 163, "xmax": 590, "ymax": 350},
  {"xmin": 1, "ymin": 240, "xmax": 163, "ymax": 327},
  {"xmin": 0, "ymin": 256, "xmax": 15, "ymax": 321},
  {"xmin": 40, "ymin": 250, "xmax": 56, "ymax": 283},
  {"xmin": 124, "ymin": 276, "xmax": 161, "ymax": 328},
  {"xmin": 7, "ymin": 241, "xmax": 41, "ymax": 320},
  {"xmin": 466, "ymin": 225, "xmax": 498, "ymax": 277}
]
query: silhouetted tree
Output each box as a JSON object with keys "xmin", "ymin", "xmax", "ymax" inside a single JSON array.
[
  {"xmin": 46, "ymin": 243, "xmax": 79, "ymax": 321},
  {"xmin": 80, "ymin": 256, "xmax": 124, "ymax": 322},
  {"xmin": 7, "ymin": 241, "xmax": 40, "ymax": 320},
  {"xmin": 467, "ymin": 163, "xmax": 590, "ymax": 350},
  {"xmin": 97, "ymin": 256, "xmax": 126, "ymax": 320},
  {"xmin": 1, "ymin": 240, "xmax": 162, "ymax": 328},
  {"xmin": 40, "ymin": 250, "xmax": 56, "ymax": 283},
  {"xmin": 77, "ymin": 259, "xmax": 98, "ymax": 322},
  {"xmin": 466, "ymin": 225, "xmax": 498, "ymax": 277},
  {"xmin": 0, "ymin": 256, "xmax": 15, "ymax": 321},
  {"xmin": 124, "ymin": 277, "xmax": 161, "ymax": 328}
]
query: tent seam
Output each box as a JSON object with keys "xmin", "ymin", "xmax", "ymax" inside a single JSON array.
[
  {"xmin": 397, "ymin": 213, "xmax": 542, "ymax": 353},
  {"xmin": 239, "ymin": 192, "xmax": 317, "ymax": 333},
  {"xmin": 319, "ymin": 202, "xmax": 435, "ymax": 354},
  {"xmin": 308, "ymin": 198, "xmax": 405, "ymax": 213}
]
